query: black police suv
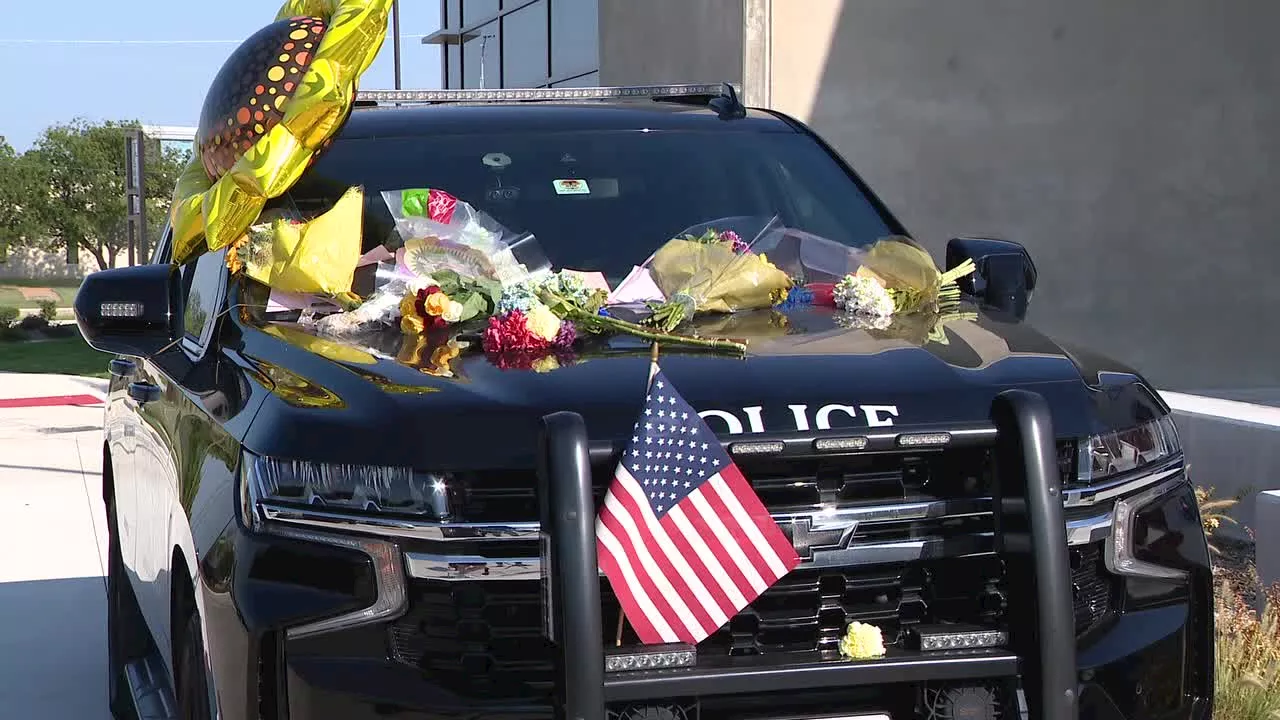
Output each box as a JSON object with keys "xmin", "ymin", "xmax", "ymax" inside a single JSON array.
[{"xmin": 77, "ymin": 84, "xmax": 1213, "ymax": 720}]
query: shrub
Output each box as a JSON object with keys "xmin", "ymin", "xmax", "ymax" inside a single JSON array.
[
  {"xmin": 0, "ymin": 306, "xmax": 17, "ymax": 328},
  {"xmin": 1216, "ymin": 581, "xmax": 1280, "ymax": 719},
  {"xmin": 37, "ymin": 299, "xmax": 57, "ymax": 322},
  {"xmin": 1196, "ymin": 485, "xmax": 1241, "ymax": 556},
  {"xmin": 17, "ymin": 314, "xmax": 49, "ymax": 331}
]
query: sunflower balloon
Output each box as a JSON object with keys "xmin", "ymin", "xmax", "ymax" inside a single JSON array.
[{"xmin": 169, "ymin": 0, "xmax": 393, "ymax": 265}]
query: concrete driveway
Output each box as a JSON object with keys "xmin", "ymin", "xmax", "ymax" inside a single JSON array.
[{"xmin": 0, "ymin": 373, "xmax": 112, "ymax": 719}]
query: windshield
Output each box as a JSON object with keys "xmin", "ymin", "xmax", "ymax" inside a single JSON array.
[{"xmin": 276, "ymin": 128, "xmax": 897, "ymax": 279}]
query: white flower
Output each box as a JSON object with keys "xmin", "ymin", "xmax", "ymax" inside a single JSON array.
[
  {"xmin": 834, "ymin": 274, "xmax": 895, "ymax": 318},
  {"xmin": 442, "ymin": 299, "xmax": 465, "ymax": 323}
]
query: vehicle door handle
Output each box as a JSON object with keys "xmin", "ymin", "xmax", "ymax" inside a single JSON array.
[
  {"xmin": 127, "ymin": 382, "xmax": 162, "ymax": 405},
  {"xmin": 109, "ymin": 359, "xmax": 136, "ymax": 378}
]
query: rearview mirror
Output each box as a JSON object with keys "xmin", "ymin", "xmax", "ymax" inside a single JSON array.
[
  {"xmin": 73, "ymin": 264, "xmax": 184, "ymax": 357},
  {"xmin": 945, "ymin": 237, "xmax": 1037, "ymax": 320}
]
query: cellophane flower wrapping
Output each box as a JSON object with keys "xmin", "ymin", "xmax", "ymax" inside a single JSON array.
[
  {"xmin": 382, "ymin": 188, "xmax": 550, "ymax": 287},
  {"xmin": 642, "ymin": 216, "xmax": 794, "ymax": 329}
]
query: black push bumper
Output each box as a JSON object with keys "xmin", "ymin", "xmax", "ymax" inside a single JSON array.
[{"xmin": 536, "ymin": 390, "xmax": 1077, "ymax": 719}]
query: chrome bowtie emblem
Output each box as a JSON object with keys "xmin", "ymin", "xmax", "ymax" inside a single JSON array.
[{"xmin": 785, "ymin": 517, "xmax": 856, "ymax": 560}]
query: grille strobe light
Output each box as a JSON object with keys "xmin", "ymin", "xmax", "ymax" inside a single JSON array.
[
  {"xmin": 814, "ymin": 436, "xmax": 870, "ymax": 452},
  {"xmin": 908, "ymin": 624, "xmax": 1008, "ymax": 652},
  {"xmin": 897, "ymin": 432, "xmax": 952, "ymax": 448},
  {"xmin": 729, "ymin": 440, "xmax": 785, "ymax": 456},
  {"xmin": 100, "ymin": 301, "xmax": 144, "ymax": 318},
  {"xmin": 604, "ymin": 643, "xmax": 696, "ymax": 673}
]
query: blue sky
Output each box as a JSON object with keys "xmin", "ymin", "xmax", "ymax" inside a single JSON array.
[{"xmin": 0, "ymin": 0, "xmax": 442, "ymax": 150}]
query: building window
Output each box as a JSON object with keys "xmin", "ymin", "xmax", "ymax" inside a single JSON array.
[
  {"xmin": 502, "ymin": 0, "xmax": 549, "ymax": 88},
  {"xmin": 462, "ymin": 19, "xmax": 501, "ymax": 88},
  {"xmin": 551, "ymin": 70, "xmax": 599, "ymax": 88},
  {"xmin": 462, "ymin": 0, "xmax": 500, "ymax": 25},
  {"xmin": 550, "ymin": 0, "xmax": 598, "ymax": 81}
]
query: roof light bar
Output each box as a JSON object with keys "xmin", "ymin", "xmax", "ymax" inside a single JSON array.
[{"xmin": 357, "ymin": 83, "xmax": 735, "ymax": 105}]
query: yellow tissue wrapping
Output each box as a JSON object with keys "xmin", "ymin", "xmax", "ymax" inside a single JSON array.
[
  {"xmin": 235, "ymin": 186, "xmax": 364, "ymax": 298},
  {"xmin": 170, "ymin": 0, "xmax": 392, "ymax": 265},
  {"xmin": 647, "ymin": 239, "xmax": 792, "ymax": 315}
]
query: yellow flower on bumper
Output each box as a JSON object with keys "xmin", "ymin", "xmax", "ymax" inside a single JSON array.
[
  {"xmin": 525, "ymin": 303, "xmax": 563, "ymax": 342},
  {"xmin": 839, "ymin": 621, "xmax": 886, "ymax": 660}
]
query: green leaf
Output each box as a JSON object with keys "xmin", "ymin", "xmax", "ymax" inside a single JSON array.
[
  {"xmin": 433, "ymin": 269, "xmax": 462, "ymax": 295},
  {"xmin": 455, "ymin": 291, "xmax": 489, "ymax": 323},
  {"xmin": 402, "ymin": 188, "xmax": 431, "ymax": 217},
  {"xmin": 473, "ymin": 277, "xmax": 503, "ymax": 306}
]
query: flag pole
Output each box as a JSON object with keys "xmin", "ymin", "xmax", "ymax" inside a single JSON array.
[{"xmin": 650, "ymin": 340, "xmax": 660, "ymax": 365}]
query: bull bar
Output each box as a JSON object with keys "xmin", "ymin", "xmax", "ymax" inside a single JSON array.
[{"xmin": 536, "ymin": 389, "xmax": 1078, "ymax": 720}]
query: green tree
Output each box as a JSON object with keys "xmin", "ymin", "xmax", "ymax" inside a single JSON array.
[
  {"xmin": 26, "ymin": 119, "xmax": 187, "ymax": 270},
  {"xmin": 0, "ymin": 137, "xmax": 40, "ymax": 263}
]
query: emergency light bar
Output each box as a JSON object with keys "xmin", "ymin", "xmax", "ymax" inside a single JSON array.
[
  {"xmin": 357, "ymin": 82, "xmax": 738, "ymax": 105},
  {"xmin": 604, "ymin": 643, "xmax": 696, "ymax": 673}
]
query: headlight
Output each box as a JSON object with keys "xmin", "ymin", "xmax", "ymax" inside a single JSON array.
[
  {"xmin": 1078, "ymin": 415, "xmax": 1181, "ymax": 483},
  {"xmin": 243, "ymin": 453, "xmax": 451, "ymax": 525}
]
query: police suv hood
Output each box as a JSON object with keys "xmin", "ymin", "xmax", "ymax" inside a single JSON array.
[{"xmin": 235, "ymin": 305, "xmax": 1168, "ymax": 469}]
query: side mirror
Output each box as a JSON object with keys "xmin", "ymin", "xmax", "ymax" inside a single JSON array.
[
  {"xmin": 74, "ymin": 264, "xmax": 184, "ymax": 357},
  {"xmin": 945, "ymin": 236, "xmax": 1038, "ymax": 320}
]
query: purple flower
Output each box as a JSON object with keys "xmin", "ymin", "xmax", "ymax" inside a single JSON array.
[
  {"xmin": 553, "ymin": 319, "xmax": 578, "ymax": 348},
  {"xmin": 721, "ymin": 230, "xmax": 749, "ymax": 255}
]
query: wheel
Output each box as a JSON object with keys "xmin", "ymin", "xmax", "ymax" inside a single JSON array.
[
  {"xmin": 174, "ymin": 609, "xmax": 213, "ymax": 720},
  {"xmin": 107, "ymin": 491, "xmax": 150, "ymax": 719}
]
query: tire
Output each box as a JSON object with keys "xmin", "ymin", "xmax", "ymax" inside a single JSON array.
[
  {"xmin": 107, "ymin": 493, "xmax": 150, "ymax": 719},
  {"xmin": 174, "ymin": 609, "xmax": 213, "ymax": 720}
]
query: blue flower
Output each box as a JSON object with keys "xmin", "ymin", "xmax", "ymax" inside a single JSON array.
[{"xmin": 775, "ymin": 286, "xmax": 814, "ymax": 309}]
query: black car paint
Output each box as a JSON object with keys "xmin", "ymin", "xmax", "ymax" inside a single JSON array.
[{"xmin": 92, "ymin": 100, "xmax": 1212, "ymax": 720}]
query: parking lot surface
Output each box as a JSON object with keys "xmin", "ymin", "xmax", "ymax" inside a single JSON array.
[{"xmin": 0, "ymin": 373, "xmax": 112, "ymax": 719}]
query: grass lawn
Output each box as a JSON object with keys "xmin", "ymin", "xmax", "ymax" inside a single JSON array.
[
  {"xmin": 0, "ymin": 284, "xmax": 80, "ymax": 307},
  {"xmin": 0, "ymin": 336, "xmax": 111, "ymax": 378}
]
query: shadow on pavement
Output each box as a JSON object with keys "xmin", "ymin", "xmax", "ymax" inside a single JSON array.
[{"xmin": 0, "ymin": 576, "xmax": 111, "ymax": 719}]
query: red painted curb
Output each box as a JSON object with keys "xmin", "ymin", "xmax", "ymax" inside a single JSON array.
[{"xmin": 0, "ymin": 394, "xmax": 104, "ymax": 409}]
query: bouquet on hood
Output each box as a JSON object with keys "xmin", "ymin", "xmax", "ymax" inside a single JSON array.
[
  {"xmin": 642, "ymin": 216, "xmax": 793, "ymax": 332},
  {"xmin": 832, "ymin": 236, "xmax": 975, "ymax": 321}
]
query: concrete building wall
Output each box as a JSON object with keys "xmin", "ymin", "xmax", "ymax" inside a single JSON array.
[
  {"xmin": 598, "ymin": 0, "xmax": 743, "ymax": 87},
  {"xmin": 604, "ymin": 0, "xmax": 1280, "ymax": 402},
  {"xmin": 766, "ymin": 0, "xmax": 1280, "ymax": 401}
]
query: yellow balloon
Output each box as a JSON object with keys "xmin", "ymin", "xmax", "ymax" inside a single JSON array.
[{"xmin": 170, "ymin": 0, "xmax": 392, "ymax": 266}]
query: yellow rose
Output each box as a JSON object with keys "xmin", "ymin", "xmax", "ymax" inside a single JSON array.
[
  {"xmin": 838, "ymin": 621, "xmax": 886, "ymax": 660},
  {"xmin": 525, "ymin": 302, "xmax": 563, "ymax": 342},
  {"xmin": 442, "ymin": 299, "xmax": 465, "ymax": 323},
  {"xmin": 424, "ymin": 291, "xmax": 450, "ymax": 317}
]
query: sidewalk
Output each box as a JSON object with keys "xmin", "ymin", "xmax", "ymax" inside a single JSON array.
[{"xmin": 0, "ymin": 373, "xmax": 111, "ymax": 719}]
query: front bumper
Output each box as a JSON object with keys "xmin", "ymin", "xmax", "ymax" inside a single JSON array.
[{"xmin": 203, "ymin": 394, "xmax": 1214, "ymax": 720}]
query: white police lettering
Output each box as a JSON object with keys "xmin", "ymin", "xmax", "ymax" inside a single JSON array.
[
  {"xmin": 863, "ymin": 405, "xmax": 900, "ymax": 427},
  {"xmin": 815, "ymin": 404, "xmax": 858, "ymax": 430},
  {"xmin": 697, "ymin": 404, "xmax": 901, "ymax": 435},
  {"xmin": 698, "ymin": 409, "xmax": 745, "ymax": 435}
]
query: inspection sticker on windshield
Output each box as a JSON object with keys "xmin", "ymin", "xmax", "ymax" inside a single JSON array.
[{"xmin": 553, "ymin": 178, "xmax": 591, "ymax": 195}]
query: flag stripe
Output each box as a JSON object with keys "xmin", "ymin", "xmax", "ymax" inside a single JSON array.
[
  {"xmin": 709, "ymin": 471, "xmax": 793, "ymax": 577},
  {"xmin": 719, "ymin": 464, "xmax": 800, "ymax": 569},
  {"xmin": 687, "ymin": 487, "xmax": 769, "ymax": 594},
  {"xmin": 599, "ymin": 488, "xmax": 717, "ymax": 640},
  {"xmin": 595, "ymin": 532, "xmax": 666, "ymax": 643},
  {"xmin": 666, "ymin": 505, "xmax": 754, "ymax": 609},
  {"xmin": 696, "ymin": 480, "xmax": 781, "ymax": 585},
  {"xmin": 596, "ymin": 522, "xmax": 679, "ymax": 643},
  {"xmin": 611, "ymin": 470, "xmax": 732, "ymax": 628}
]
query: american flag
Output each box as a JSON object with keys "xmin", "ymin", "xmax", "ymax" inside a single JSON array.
[{"xmin": 595, "ymin": 363, "xmax": 801, "ymax": 645}]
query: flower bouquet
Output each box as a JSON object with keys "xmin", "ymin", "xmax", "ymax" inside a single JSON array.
[
  {"xmin": 642, "ymin": 216, "xmax": 793, "ymax": 332},
  {"xmin": 399, "ymin": 270, "xmax": 501, "ymax": 334},
  {"xmin": 227, "ymin": 185, "xmax": 367, "ymax": 309},
  {"xmin": 832, "ymin": 235, "xmax": 975, "ymax": 321}
]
